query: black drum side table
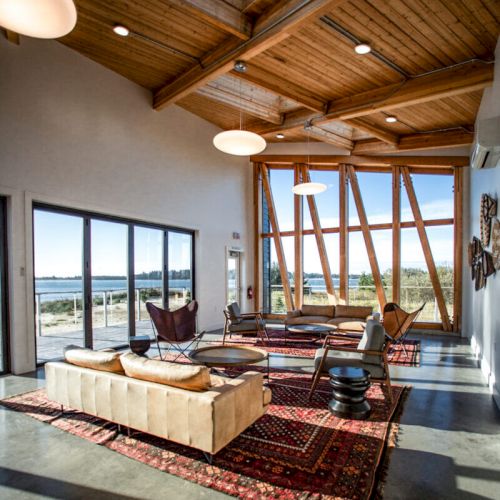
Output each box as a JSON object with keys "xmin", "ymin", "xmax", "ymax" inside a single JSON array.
[
  {"xmin": 129, "ymin": 335, "xmax": 151, "ymax": 356},
  {"xmin": 328, "ymin": 366, "xmax": 371, "ymax": 420}
]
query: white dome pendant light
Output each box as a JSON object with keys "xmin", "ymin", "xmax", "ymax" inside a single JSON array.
[
  {"xmin": 0, "ymin": 0, "xmax": 77, "ymax": 39},
  {"xmin": 292, "ymin": 121, "xmax": 327, "ymax": 195},
  {"xmin": 213, "ymin": 61, "xmax": 267, "ymax": 156}
]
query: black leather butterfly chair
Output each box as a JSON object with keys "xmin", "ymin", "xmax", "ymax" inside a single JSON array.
[{"xmin": 146, "ymin": 301, "xmax": 204, "ymax": 361}]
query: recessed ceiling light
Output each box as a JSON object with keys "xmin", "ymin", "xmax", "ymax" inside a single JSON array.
[
  {"xmin": 354, "ymin": 43, "xmax": 371, "ymax": 55},
  {"xmin": 276, "ymin": 133, "xmax": 285, "ymax": 139},
  {"xmin": 385, "ymin": 116, "xmax": 398, "ymax": 123},
  {"xmin": 113, "ymin": 25, "xmax": 129, "ymax": 36}
]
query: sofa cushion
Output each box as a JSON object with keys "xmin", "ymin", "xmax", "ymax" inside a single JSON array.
[
  {"xmin": 326, "ymin": 318, "xmax": 366, "ymax": 332},
  {"xmin": 64, "ymin": 346, "xmax": 123, "ymax": 373},
  {"xmin": 358, "ymin": 319, "xmax": 386, "ymax": 364},
  {"xmin": 287, "ymin": 315, "xmax": 331, "ymax": 326},
  {"xmin": 334, "ymin": 305, "xmax": 372, "ymax": 319},
  {"xmin": 287, "ymin": 309, "xmax": 302, "ymax": 319},
  {"xmin": 301, "ymin": 304, "xmax": 334, "ymax": 317},
  {"xmin": 120, "ymin": 353, "xmax": 211, "ymax": 392}
]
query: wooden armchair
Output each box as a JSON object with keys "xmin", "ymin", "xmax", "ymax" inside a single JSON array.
[
  {"xmin": 223, "ymin": 302, "xmax": 269, "ymax": 345},
  {"xmin": 309, "ymin": 319, "xmax": 393, "ymax": 402}
]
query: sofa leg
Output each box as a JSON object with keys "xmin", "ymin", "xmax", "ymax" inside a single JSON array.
[{"xmin": 202, "ymin": 452, "xmax": 213, "ymax": 465}]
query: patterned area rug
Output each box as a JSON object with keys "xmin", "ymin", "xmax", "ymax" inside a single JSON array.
[
  {"xmin": 1, "ymin": 368, "xmax": 409, "ymax": 499},
  {"xmin": 221, "ymin": 329, "xmax": 421, "ymax": 367}
]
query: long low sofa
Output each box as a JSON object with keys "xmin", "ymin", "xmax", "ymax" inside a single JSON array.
[
  {"xmin": 45, "ymin": 348, "xmax": 271, "ymax": 458},
  {"xmin": 285, "ymin": 304, "xmax": 379, "ymax": 333}
]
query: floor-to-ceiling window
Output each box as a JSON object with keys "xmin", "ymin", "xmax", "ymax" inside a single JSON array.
[
  {"xmin": 0, "ymin": 197, "xmax": 8, "ymax": 374},
  {"xmin": 257, "ymin": 161, "xmax": 461, "ymax": 331},
  {"xmin": 33, "ymin": 205, "xmax": 195, "ymax": 363}
]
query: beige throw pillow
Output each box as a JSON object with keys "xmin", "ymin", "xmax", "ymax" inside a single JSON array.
[
  {"xmin": 120, "ymin": 353, "xmax": 211, "ymax": 392},
  {"xmin": 64, "ymin": 346, "xmax": 123, "ymax": 373},
  {"xmin": 301, "ymin": 304, "xmax": 334, "ymax": 317}
]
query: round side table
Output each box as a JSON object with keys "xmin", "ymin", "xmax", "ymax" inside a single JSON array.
[
  {"xmin": 129, "ymin": 335, "xmax": 151, "ymax": 356},
  {"xmin": 328, "ymin": 366, "xmax": 371, "ymax": 420}
]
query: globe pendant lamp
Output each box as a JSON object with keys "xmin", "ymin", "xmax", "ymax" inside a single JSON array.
[
  {"xmin": 213, "ymin": 61, "xmax": 267, "ymax": 156},
  {"xmin": 292, "ymin": 121, "xmax": 327, "ymax": 196},
  {"xmin": 0, "ymin": 0, "xmax": 77, "ymax": 39}
]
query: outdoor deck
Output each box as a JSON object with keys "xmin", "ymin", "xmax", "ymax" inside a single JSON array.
[{"xmin": 36, "ymin": 321, "xmax": 155, "ymax": 363}]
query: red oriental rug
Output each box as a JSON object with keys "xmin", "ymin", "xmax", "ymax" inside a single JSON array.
[
  {"xmin": 220, "ymin": 328, "xmax": 421, "ymax": 367},
  {"xmin": 0, "ymin": 368, "xmax": 409, "ymax": 499}
]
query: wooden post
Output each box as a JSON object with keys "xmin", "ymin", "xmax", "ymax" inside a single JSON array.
[
  {"xmin": 401, "ymin": 167, "xmax": 452, "ymax": 331},
  {"xmin": 261, "ymin": 164, "xmax": 294, "ymax": 311},
  {"xmin": 453, "ymin": 167, "xmax": 463, "ymax": 332},
  {"xmin": 347, "ymin": 165, "xmax": 387, "ymax": 309},
  {"xmin": 392, "ymin": 166, "xmax": 401, "ymax": 305},
  {"xmin": 301, "ymin": 165, "xmax": 338, "ymax": 304},
  {"xmin": 339, "ymin": 164, "xmax": 348, "ymax": 304},
  {"xmin": 293, "ymin": 164, "xmax": 304, "ymax": 309}
]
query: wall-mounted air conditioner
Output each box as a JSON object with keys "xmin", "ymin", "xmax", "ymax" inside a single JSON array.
[{"xmin": 471, "ymin": 116, "xmax": 500, "ymax": 169}]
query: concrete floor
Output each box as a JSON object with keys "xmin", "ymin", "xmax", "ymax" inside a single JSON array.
[{"xmin": 0, "ymin": 332, "xmax": 499, "ymax": 500}]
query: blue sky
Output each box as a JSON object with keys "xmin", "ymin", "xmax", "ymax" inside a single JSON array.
[
  {"xmin": 269, "ymin": 169, "xmax": 454, "ymax": 274},
  {"xmin": 34, "ymin": 211, "xmax": 191, "ymax": 277}
]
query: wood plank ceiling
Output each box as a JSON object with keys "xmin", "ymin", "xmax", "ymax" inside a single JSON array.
[{"xmin": 16, "ymin": 0, "xmax": 499, "ymax": 152}]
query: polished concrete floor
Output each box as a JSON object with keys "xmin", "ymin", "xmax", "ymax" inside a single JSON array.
[{"xmin": 1, "ymin": 331, "xmax": 499, "ymax": 499}]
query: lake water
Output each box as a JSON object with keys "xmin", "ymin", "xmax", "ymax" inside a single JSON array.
[
  {"xmin": 35, "ymin": 277, "xmax": 360, "ymax": 302},
  {"xmin": 35, "ymin": 279, "xmax": 191, "ymax": 302}
]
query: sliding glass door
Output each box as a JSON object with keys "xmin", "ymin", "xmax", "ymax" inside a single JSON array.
[
  {"xmin": 33, "ymin": 204, "xmax": 195, "ymax": 364},
  {"xmin": 0, "ymin": 197, "xmax": 8, "ymax": 374}
]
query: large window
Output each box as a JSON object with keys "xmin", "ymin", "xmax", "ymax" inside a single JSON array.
[
  {"xmin": 258, "ymin": 162, "xmax": 461, "ymax": 331},
  {"xmin": 33, "ymin": 205, "xmax": 194, "ymax": 363}
]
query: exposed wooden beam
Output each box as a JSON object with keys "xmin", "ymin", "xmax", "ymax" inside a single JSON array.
[
  {"xmin": 401, "ymin": 167, "xmax": 452, "ymax": 331},
  {"xmin": 392, "ymin": 166, "xmax": 401, "ymax": 305},
  {"xmin": 293, "ymin": 165, "xmax": 304, "ymax": 308},
  {"xmin": 167, "ymin": 0, "xmax": 252, "ymax": 40},
  {"xmin": 339, "ymin": 164, "xmax": 348, "ymax": 304},
  {"xmin": 250, "ymin": 154, "xmax": 470, "ymax": 167},
  {"xmin": 196, "ymin": 79, "xmax": 282, "ymax": 124},
  {"xmin": 347, "ymin": 165, "xmax": 387, "ymax": 309},
  {"xmin": 248, "ymin": 61, "xmax": 493, "ymax": 135},
  {"xmin": 261, "ymin": 164, "xmax": 294, "ymax": 311},
  {"xmin": 453, "ymin": 167, "xmax": 463, "ymax": 332},
  {"xmin": 231, "ymin": 66, "xmax": 326, "ymax": 113},
  {"xmin": 302, "ymin": 165, "xmax": 338, "ymax": 304},
  {"xmin": 344, "ymin": 118, "xmax": 399, "ymax": 145},
  {"xmin": 3, "ymin": 29, "xmax": 19, "ymax": 45},
  {"xmin": 261, "ymin": 217, "xmax": 455, "ymax": 238},
  {"xmin": 353, "ymin": 129, "xmax": 474, "ymax": 154},
  {"xmin": 308, "ymin": 125, "xmax": 353, "ymax": 150},
  {"xmin": 153, "ymin": 0, "xmax": 343, "ymax": 110}
]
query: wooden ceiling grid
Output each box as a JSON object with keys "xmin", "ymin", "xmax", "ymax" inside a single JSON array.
[{"xmin": 4, "ymin": 0, "xmax": 497, "ymax": 151}]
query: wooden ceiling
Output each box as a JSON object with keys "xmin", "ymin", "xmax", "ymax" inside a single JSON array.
[{"xmin": 6, "ymin": 0, "xmax": 499, "ymax": 152}]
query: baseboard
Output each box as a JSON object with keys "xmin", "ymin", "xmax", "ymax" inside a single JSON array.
[{"xmin": 470, "ymin": 335, "xmax": 499, "ymax": 410}]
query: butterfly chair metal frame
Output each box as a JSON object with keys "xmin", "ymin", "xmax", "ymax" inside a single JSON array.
[
  {"xmin": 382, "ymin": 302, "xmax": 425, "ymax": 357},
  {"xmin": 309, "ymin": 331, "xmax": 394, "ymax": 403},
  {"xmin": 146, "ymin": 301, "xmax": 204, "ymax": 362},
  {"xmin": 222, "ymin": 306, "xmax": 270, "ymax": 345}
]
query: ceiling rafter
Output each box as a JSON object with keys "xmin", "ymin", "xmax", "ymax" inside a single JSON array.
[
  {"xmin": 166, "ymin": 0, "xmax": 253, "ymax": 40},
  {"xmin": 153, "ymin": 0, "xmax": 345, "ymax": 110}
]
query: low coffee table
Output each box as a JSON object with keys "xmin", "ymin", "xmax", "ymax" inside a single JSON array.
[
  {"xmin": 189, "ymin": 345, "xmax": 269, "ymax": 379},
  {"xmin": 287, "ymin": 324, "xmax": 336, "ymax": 343},
  {"xmin": 328, "ymin": 366, "xmax": 371, "ymax": 420}
]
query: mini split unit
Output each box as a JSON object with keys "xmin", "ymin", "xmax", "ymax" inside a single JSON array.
[{"xmin": 471, "ymin": 116, "xmax": 500, "ymax": 169}]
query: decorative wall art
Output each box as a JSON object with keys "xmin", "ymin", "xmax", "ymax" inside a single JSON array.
[
  {"xmin": 480, "ymin": 193, "xmax": 497, "ymax": 247},
  {"xmin": 491, "ymin": 218, "xmax": 500, "ymax": 271}
]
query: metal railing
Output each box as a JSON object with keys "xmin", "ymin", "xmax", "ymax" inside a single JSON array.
[{"xmin": 34, "ymin": 286, "xmax": 190, "ymax": 336}]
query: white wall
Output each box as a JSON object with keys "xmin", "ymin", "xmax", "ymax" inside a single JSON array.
[
  {"xmin": 0, "ymin": 37, "xmax": 253, "ymax": 374},
  {"xmin": 462, "ymin": 38, "xmax": 500, "ymax": 407}
]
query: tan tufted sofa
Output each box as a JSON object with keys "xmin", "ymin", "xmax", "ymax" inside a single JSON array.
[
  {"xmin": 285, "ymin": 304, "xmax": 379, "ymax": 333},
  {"xmin": 45, "ymin": 358, "xmax": 271, "ymax": 457}
]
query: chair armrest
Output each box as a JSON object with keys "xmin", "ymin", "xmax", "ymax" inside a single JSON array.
[
  {"xmin": 240, "ymin": 311, "xmax": 262, "ymax": 319},
  {"xmin": 326, "ymin": 345, "xmax": 384, "ymax": 357}
]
